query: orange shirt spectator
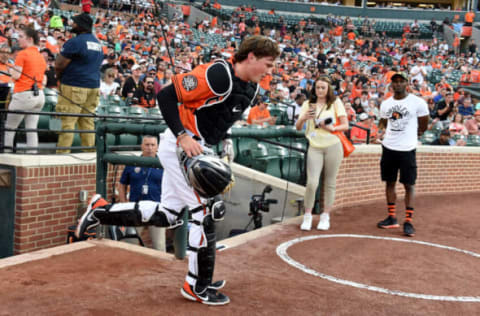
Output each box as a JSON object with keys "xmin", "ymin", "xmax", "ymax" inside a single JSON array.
[
  {"xmin": 259, "ymin": 74, "xmax": 272, "ymax": 91},
  {"xmin": 350, "ymin": 113, "xmax": 378, "ymax": 144},
  {"xmin": 247, "ymin": 98, "xmax": 276, "ymax": 125},
  {"xmin": 0, "ymin": 62, "xmax": 12, "ymax": 86},
  {"xmin": 13, "ymin": 46, "xmax": 46, "ymax": 93},
  {"xmin": 465, "ymin": 11, "xmax": 475, "ymax": 23},
  {"xmin": 334, "ymin": 25, "xmax": 343, "ymax": 37},
  {"xmin": 347, "ymin": 31, "xmax": 356, "ymax": 41}
]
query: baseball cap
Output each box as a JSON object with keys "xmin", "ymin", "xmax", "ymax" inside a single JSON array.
[
  {"xmin": 391, "ymin": 71, "xmax": 408, "ymax": 81},
  {"xmin": 72, "ymin": 13, "xmax": 93, "ymax": 32},
  {"xmin": 358, "ymin": 113, "xmax": 369, "ymax": 121},
  {"xmin": 131, "ymin": 64, "xmax": 141, "ymax": 71}
]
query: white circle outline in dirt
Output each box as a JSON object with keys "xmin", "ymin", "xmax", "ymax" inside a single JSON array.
[{"xmin": 276, "ymin": 234, "xmax": 480, "ymax": 302}]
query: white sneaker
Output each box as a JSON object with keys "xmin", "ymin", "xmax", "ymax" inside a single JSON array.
[
  {"xmin": 300, "ymin": 214, "xmax": 312, "ymax": 231},
  {"xmin": 317, "ymin": 213, "xmax": 330, "ymax": 231}
]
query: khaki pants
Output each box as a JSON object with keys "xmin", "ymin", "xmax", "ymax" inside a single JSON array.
[
  {"xmin": 5, "ymin": 90, "xmax": 45, "ymax": 153},
  {"xmin": 304, "ymin": 141, "xmax": 343, "ymax": 209},
  {"xmin": 56, "ymin": 84, "xmax": 99, "ymax": 153}
]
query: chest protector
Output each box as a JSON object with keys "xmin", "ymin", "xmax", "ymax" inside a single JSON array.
[{"xmin": 195, "ymin": 61, "xmax": 258, "ymax": 145}]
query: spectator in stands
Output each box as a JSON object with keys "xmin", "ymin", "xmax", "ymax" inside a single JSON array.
[
  {"xmin": 131, "ymin": 75, "xmax": 157, "ymax": 109},
  {"xmin": 160, "ymin": 68, "xmax": 173, "ymax": 86},
  {"xmin": 436, "ymin": 90, "xmax": 455, "ymax": 121},
  {"xmin": 352, "ymin": 96, "xmax": 364, "ymax": 114},
  {"xmin": 147, "ymin": 66, "xmax": 162, "ymax": 95},
  {"xmin": 297, "ymin": 75, "xmax": 348, "ymax": 231},
  {"xmin": 55, "ymin": 13, "xmax": 103, "ymax": 153},
  {"xmin": 449, "ymin": 113, "xmax": 468, "ymax": 136},
  {"xmin": 40, "ymin": 48, "xmax": 57, "ymax": 89},
  {"xmin": 247, "ymin": 96, "xmax": 276, "ymax": 126},
  {"xmin": 431, "ymin": 129, "xmax": 455, "ymax": 146},
  {"xmin": 118, "ymin": 135, "xmax": 166, "ymax": 251},
  {"xmin": 4, "ymin": 27, "xmax": 46, "ymax": 153},
  {"xmin": 287, "ymin": 93, "xmax": 306, "ymax": 123},
  {"xmin": 344, "ymin": 100, "xmax": 356, "ymax": 122},
  {"xmin": 457, "ymin": 97, "xmax": 475, "ymax": 117},
  {"xmin": 122, "ymin": 64, "xmax": 142, "ymax": 99},
  {"xmin": 101, "ymin": 53, "xmax": 121, "ymax": 73},
  {"xmin": 350, "ymin": 112, "xmax": 378, "ymax": 144},
  {"xmin": 465, "ymin": 110, "xmax": 480, "ymax": 135},
  {"xmin": 81, "ymin": 0, "xmax": 93, "ymax": 14},
  {"xmin": 409, "ymin": 59, "xmax": 426, "ymax": 85},
  {"xmin": 0, "ymin": 43, "xmax": 12, "ymax": 114},
  {"xmin": 99, "ymin": 67, "xmax": 120, "ymax": 98}
]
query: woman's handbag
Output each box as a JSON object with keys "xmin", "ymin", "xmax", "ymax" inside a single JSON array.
[{"xmin": 333, "ymin": 104, "xmax": 355, "ymax": 158}]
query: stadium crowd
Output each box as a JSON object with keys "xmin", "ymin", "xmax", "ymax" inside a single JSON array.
[{"xmin": 1, "ymin": 0, "xmax": 480, "ymax": 150}]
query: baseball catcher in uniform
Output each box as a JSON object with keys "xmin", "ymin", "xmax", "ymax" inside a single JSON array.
[{"xmin": 76, "ymin": 35, "xmax": 280, "ymax": 305}]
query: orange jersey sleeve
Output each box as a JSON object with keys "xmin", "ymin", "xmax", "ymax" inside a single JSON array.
[{"xmin": 172, "ymin": 62, "xmax": 227, "ymax": 135}]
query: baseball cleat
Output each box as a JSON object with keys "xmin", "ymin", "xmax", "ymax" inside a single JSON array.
[
  {"xmin": 181, "ymin": 281, "xmax": 230, "ymax": 305},
  {"xmin": 377, "ymin": 215, "xmax": 400, "ymax": 229},
  {"xmin": 75, "ymin": 194, "xmax": 108, "ymax": 239}
]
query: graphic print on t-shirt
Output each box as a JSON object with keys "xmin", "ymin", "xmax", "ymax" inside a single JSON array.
[{"xmin": 385, "ymin": 104, "xmax": 410, "ymax": 132}]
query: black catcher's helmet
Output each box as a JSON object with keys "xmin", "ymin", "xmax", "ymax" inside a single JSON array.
[{"xmin": 178, "ymin": 148, "xmax": 233, "ymax": 198}]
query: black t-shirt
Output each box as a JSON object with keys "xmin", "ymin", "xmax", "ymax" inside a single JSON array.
[
  {"xmin": 45, "ymin": 66, "xmax": 57, "ymax": 88},
  {"xmin": 122, "ymin": 76, "xmax": 139, "ymax": 98},
  {"xmin": 436, "ymin": 100, "xmax": 454, "ymax": 120}
]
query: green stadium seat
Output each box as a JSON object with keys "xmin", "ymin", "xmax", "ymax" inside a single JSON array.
[
  {"xmin": 281, "ymin": 153, "xmax": 304, "ymax": 183},
  {"xmin": 128, "ymin": 106, "xmax": 146, "ymax": 118},
  {"xmin": 119, "ymin": 134, "xmax": 140, "ymax": 146},
  {"xmin": 467, "ymin": 135, "xmax": 480, "ymax": 146},
  {"xmin": 420, "ymin": 131, "xmax": 437, "ymax": 145},
  {"xmin": 254, "ymin": 156, "xmax": 283, "ymax": 178},
  {"xmin": 233, "ymin": 136, "xmax": 258, "ymax": 166}
]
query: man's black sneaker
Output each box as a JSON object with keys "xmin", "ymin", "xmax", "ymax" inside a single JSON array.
[
  {"xmin": 403, "ymin": 221, "xmax": 416, "ymax": 237},
  {"xmin": 181, "ymin": 281, "xmax": 230, "ymax": 305},
  {"xmin": 377, "ymin": 215, "xmax": 400, "ymax": 229}
]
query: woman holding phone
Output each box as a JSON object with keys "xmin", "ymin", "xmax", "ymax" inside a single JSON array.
[{"xmin": 295, "ymin": 75, "xmax": 349, "ymax": 231}]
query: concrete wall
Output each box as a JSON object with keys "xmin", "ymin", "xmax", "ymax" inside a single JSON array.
[{"xmin": 2, "ymin": 143, "xmax": 480, "ymax": 255}]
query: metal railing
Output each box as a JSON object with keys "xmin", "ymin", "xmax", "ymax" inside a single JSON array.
[{"xmin": 0, "ymin": 109, "xmax": 165, "ymax": 153}]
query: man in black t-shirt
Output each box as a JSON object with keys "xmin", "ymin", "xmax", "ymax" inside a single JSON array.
[
  {"xmin": 435, "ymin": 91, "xmax": 455, "ymax": 121},
  {"xmin": 121, "ymin": 64, "xmax": 141, "ymax": 98}
]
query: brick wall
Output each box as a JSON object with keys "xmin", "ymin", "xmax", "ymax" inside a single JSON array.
[
  {"xmin": 334, "ymin": 146, "xmax": 480, "ymax": 209},
  {"xmin": 5, "ymin": 145, "xmax": 480, "ymax": 255},
  {"xmin": 15, "ymin": 165, "xmax": 97, "ymax": 254}
]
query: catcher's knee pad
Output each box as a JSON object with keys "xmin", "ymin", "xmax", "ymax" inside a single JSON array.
[
  {"xmin": 189, "ymin": 215, "xmax": 217, "ymax": 294},
  {"xmin": 208, "ymin": 196, "xmax": 226, "ymax": 221}
]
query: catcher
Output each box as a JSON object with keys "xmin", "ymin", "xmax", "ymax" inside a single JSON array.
[{"xmin": 76, "ymin": 35, "xmax": 280, "ymax": 305}]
